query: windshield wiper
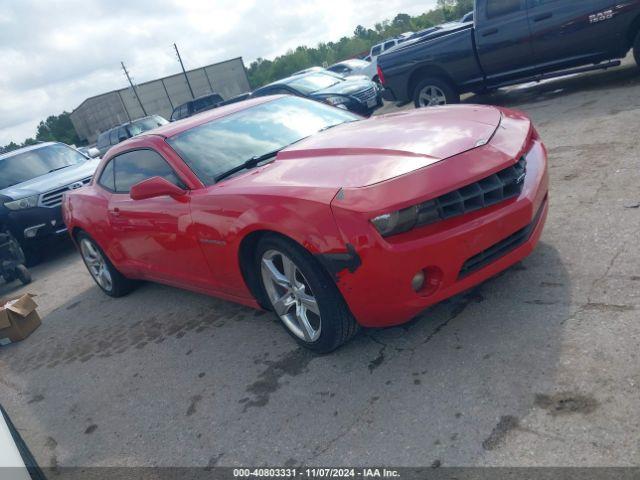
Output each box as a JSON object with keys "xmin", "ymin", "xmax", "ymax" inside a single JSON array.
[
  {"xmin": 48, "ymin": 165, "xmax": 70, "ymax": 173},
  {"xmin": 214, "ymin": 148, "xmax": 284, "ymax": 183}
]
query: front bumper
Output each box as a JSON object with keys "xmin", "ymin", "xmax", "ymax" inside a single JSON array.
[
  {"xmin": 6, "ymin": 206, "xmax": 68, "ymax": 245},
  {"xmin": 331, "ymin": 138, "xmax": 549, "ymax": 327},
  {"xmin": 381, "ymin": 87, "xmax": 397, "ymax": 102}
]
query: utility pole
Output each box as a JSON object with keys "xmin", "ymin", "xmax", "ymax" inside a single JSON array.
[
  {"xmin": 121, "ymin": 61, "xmax": 147, "ymax": 116},
  {"xmin": 174, "ymin": 43, "xmax": 195, "ymax": 99}
]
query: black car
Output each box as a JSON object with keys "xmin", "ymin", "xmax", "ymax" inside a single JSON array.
[
  {"xmin": 378, "ymin": 0, "xmax": 640, "ymax": 107},
  {"xmin": 96, "ymin": 115, "xmax": 168, "ymax": 156},
  {"xmin": 251, "ymin": 71, "xmax": 382, "ymax": 116},
  {"xmin": 170, "ymin": 92, "xmax": 224, "ymax": 121},
  {"xmin": 0, "ymin": 142, "xmax": 100, "ymax": 264}
]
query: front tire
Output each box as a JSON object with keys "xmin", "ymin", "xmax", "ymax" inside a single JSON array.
[
  {"xmin": 256, "ymin": 235, "xmax": 359, "ymax": 353},
  {"xmin": 77, "ymin": 232, "xmax": 135, "ymax": 297},
  {"xmin": 413, "ymin": 77, "xmax": 459, "ymax": 108},
  {"xmin": 634, "ymin": 31, "xmax": 640, "ymax": 68},
  {"xmin": 16, "ymin": 265, "xmax": 31, "ymax": 285}
]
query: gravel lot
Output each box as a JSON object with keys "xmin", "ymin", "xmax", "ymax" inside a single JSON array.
[{"xmin": 1, "ymin": 56, "xmax": 639, "ymax": 469}]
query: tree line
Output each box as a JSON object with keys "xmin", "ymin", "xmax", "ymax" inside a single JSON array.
[{"xmin": 1, "ymin": 0, "xmax": 472, "ymax": 154}]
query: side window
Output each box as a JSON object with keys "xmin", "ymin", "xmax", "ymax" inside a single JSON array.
[
  {"xmin": 97, "ymin": 132, "xmax": 109, "ymax": 149},
  {"xmin": 383, "ymin": 41, "xmax": 396, "ymax": 51},
  {"xmin": 117, "ymin": 126, "xmax": 128, "ymax": 142},
  {"xmin": 113, "ymin": 149, "xmax": 183, "ymax": 194},
  {"xmin": 486, "ymin": 0, "xmax": 522, "ymax": 18},
  {"xmin": 97, "ymin": 160, "xmax": 115, "ymax": 191},
  {"xmin": 109, "ymin": 129, "xmax": 119, "ymax": 145},
  {"xmin": 371, "ymin": 45, "xmax": 382, "ymax": 56}
]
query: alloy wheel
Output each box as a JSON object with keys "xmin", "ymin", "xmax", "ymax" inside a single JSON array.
[
  {"xmin": 418, "ymin": 85, "xmax": 447, "ymax": 107},
  {"xmin": 260, "ymin": 249, "xmax": 321, "ymax": 342},
  {"xmin": 80, "ymin": 238, "xmax": 113, "ymax": 292}
]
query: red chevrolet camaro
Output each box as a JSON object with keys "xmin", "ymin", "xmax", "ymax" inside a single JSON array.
[{"xmin": 63, "ymin": 95, "xmax": 548, "ymax": 352}]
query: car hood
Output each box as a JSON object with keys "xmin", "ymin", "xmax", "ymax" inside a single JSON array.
[
  {"xmin": 0, "ymin": 159, "xmax": 100, "ymax": 199},
  {"xmin": 230, "ymin": 105, "xmax": 502, "ymax": 191},
  {"xmin": 312, "ymin": 78, "xmax": 374, "ymax": 96}
]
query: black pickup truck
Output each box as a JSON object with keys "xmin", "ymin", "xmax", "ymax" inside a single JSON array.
[{"xmin": 378, "ymin": 0, "xmax": 640, "ymax": 107}]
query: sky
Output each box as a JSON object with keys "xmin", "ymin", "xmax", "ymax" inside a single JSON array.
[{"xmin": 0, "ymin": 0, "xmax": 438, "ymax": 145}]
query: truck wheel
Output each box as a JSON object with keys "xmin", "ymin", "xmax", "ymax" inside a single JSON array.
[
  {"xmin": 256, "ymin": 234, "xmax": 359, "ymax": 353},
  {"xmin": 634, "ymin": 31, "xmax": 640, "ymax": 68},
  {"xmin": 413, "ymin": 77, "xmax": 459, "ymax": 108},
  {"xmin": 77, "ymin": 232, "xmax": 136, "ymax": 297},
  {"xmin": 16, "ymin": 265, "xmax": 31, "ymax": 285}
]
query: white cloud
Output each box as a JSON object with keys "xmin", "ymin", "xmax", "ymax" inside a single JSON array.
[{"xmin": 0, "ymin": 0, "xmax": 437, "ymax": 145}]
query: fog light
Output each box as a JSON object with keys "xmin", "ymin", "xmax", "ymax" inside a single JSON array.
[
  {"xmin": 24, "ymin": 224, "xmax": 45, "ymax": 239},
  {"xmin": 411, "ymin": 271, "xmax": 425, "ymax": 292}
]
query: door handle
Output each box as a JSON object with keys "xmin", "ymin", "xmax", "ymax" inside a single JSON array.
[
  {"xmin": 533, "ymin": 12, "xmax": 553, "ymax": 22},
  {"xmin": 482, "ymin": 28, "xmax": 498, "ymax": 37},
  {"xmin": 110, "ymin": 207, "xmax": 121, "ymax": 216}
]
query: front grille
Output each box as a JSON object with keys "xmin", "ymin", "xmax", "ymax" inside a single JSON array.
[
  {"xmin": 353, "ymin": 86, "xmax": 376, "ymax": 103},
  {"xmin": 458, "ymin": 199, "xmax": 545, "ymax": 278},
  {"xmin": 39, "ymin": 176, "xmax": 92, "ymax": 208},
  {"xmin": 413, "ymin": 157, "xmax": 527, "ymax": 228}
]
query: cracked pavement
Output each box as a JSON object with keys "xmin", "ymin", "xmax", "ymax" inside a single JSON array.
[{"xmin": 0, "ymin": 56, "xmax": 639, "ymax": 468}]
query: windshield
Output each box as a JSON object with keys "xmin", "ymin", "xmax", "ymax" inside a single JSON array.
[
  {"xmin": 127, "ymin": 115, "xmax": 168, "ymax": 136},
  {"xmin": 0, "ymin": 144, "xmax": 87, "ymax": 189},
  {"xmin": 167, "ymin": 96, "xmax": 359, "ymax": 185},
  {"xmin": 287, "ymin": 72, "xmax": 342, "ymax": 94}
]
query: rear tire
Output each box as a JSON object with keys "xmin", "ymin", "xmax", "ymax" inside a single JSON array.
[
  {"xmin": 255, "ymin": 234, "xmax": 359, "ymax": 353},
  {"xmin": 634, "ymin": 31, "xmax": 640, "ymax": 68},
  {"xmin": 413, "ymin": 77, "xmax": 459, "ymax": 108},
  {"xmin": 77, "ymin": 232, "xmax": 135, "ymax": 297},
  {"xmin": 16, "ymin": 265, "xmax": 31, "ymax": 285}
]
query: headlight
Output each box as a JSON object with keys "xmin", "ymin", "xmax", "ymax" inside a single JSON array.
[
  {"xmin": 323, "ymin": 96, "xmax": 348, "ymax": 106},
  {"xmin": 371, "ymin": 199, "xmax": 441, "ymax": 237},
  {"xmin": 371, "ymin": 206, "xmax": 417, "ymax": 237},
  {"xmin": 4, "ymin": 195, "xmax": 39, "ymax": 210}
]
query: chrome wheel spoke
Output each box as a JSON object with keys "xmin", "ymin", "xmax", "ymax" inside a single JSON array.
[
  {"xmin": 272, "ymin": 291, "xmax": 295, "ymax": 316},
  {"xmin": 281, "ymin": 256, "xmax": 298, "ymax": 286},
  {"xmin": 295, "ymin": 304, "xmax": 315, "ymax": 342},
  {"xmin": 261, "ymin": 258, "xmax": 290, "ymax": 288},
  {"xmin": 298, "ymin": 291, "xmax": 320, "ymax": 316}
]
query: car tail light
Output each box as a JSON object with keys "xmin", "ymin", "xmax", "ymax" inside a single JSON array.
[{"xmin": 377, "ymin": 65, "xmax": 385, "ymax": 85}]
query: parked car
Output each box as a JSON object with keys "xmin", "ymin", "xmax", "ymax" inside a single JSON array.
[
  {"xmin": 460, "ymin": 10, "xmax": 474, "ymax": 23},
  {"xmin": 217, "ymin": 92, "xmax": 252, "ymax": 106},
  {"xmin": 170, "ymin": 92, "xmax": 224, "ymax": 121},
  {"xmin": 368, "ymin": 32, "xmax": 414, "ymax": 61},
  {"xmin": 0, "ymin": 404, "xmax": 46, "ymax": 479},
  {"xmin": 77, "ymin": 145, "xmax": 100, "ymax": 158},
  {"xmin": 291, "ymin": 66, "xmax": 326, "ymax": 76},
  {"xmin": 96, "ymin": 115, "xmax": 168, "ymax": 156},
  {"xmin": 327, "ymin": 59, "xmax": 377, "ymax": 81},
  {"xmin": 0, "ymin": 142, "xmax": 100, "ymax": 264},
  {"xmin": 251, "ymin": 71, "xmax": 382, "ymax": 115},
  {"xmin": 378, "ymin": 0, "xmax": 640, "ymax": 107},
  {"xmin": 64, "ymin": 95, "xmax": 548, "ymax": 352}
]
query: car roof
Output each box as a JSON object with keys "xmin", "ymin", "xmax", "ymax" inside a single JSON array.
[
  {"xmin": 174, "ymin": 92, "xmax": 223, "ymax": 109},
  {"xmin": 0, "ymin": 142, "xmax": 58, "ymax": 161},
  {"xmin": 131, "ymin": 95, "xmax": 282, "ymax": 139},
  {"xmin": 333, "ymin": 59, "xmax": 368, "ymax": 67}
]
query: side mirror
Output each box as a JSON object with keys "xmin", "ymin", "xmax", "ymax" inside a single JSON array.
[
  {"xmin": 129, "ymin": 176, "xmax": 186, "ymax": 201},
  {"xmin": 87, "ymin": 147, "xmax": 101, "ymax": 158}
]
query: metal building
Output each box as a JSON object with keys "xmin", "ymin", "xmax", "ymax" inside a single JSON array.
[{"xmin": 70, "ymin": 57, "xmax": 251, "ymax": 143}]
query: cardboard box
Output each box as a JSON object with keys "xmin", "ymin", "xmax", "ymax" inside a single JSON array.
[{"xmin": 0, "ymin": 294, "xmax": 41, "ymax": 346}]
